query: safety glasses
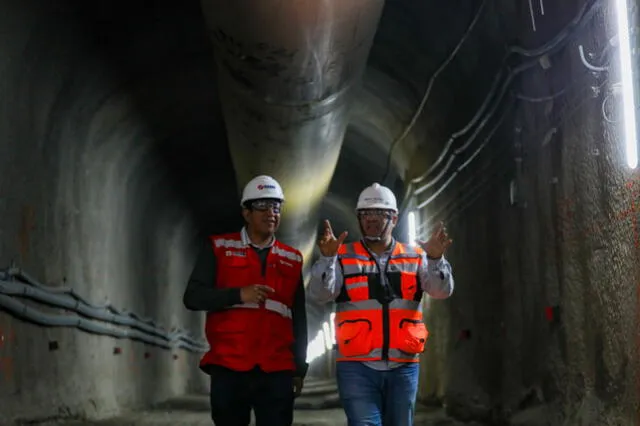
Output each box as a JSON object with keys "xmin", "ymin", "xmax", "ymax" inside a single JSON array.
[
  {"xmin": 357, "ymin": 209, "xmax": 394, "ymax": 219},
  {"xmin": 250, "ymin": 200, "xmax": 282, "ymax": 214}
]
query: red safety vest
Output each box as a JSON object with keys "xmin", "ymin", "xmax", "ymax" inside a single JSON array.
[
  {"xmin": 334, "ymin": 240, "xmax": 428, "ymax": 363},
  {"xmin": 199, "ymin": 232, "xmax": 303, "ymax": 372}
]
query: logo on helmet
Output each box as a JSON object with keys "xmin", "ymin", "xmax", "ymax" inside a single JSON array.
[
  {"xmin": 365, "ymin": 197, "xmax": 388, "ymax": 205},
  {"xmin": 258, "ymin": 184, "xmax": 276, "ymax": 190}
]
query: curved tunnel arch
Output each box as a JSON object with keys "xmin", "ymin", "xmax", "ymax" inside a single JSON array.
[
  {"xmin": 3, "ymin": 0, "xmax": 639, "ymax": 423},
  {"xmin": 0, "ymin": 0, "xmax": 504, "ymax": 416}
]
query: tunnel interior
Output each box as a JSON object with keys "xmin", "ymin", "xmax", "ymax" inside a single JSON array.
[{"xmin": 1, "ymin": 0, "xmax": 639, "ymax": 424}]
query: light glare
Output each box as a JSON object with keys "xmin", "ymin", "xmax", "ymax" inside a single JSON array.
[
  {"xmin": 408, "ymin": 211, "xmax": 417, "ymax": 245},
  {"xmin": 615, "ymin": 0, "xmax": 638, "ymax": 169}
]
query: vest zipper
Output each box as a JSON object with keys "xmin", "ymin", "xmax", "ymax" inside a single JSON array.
[
  {"xmin": 381, "ymin": 303, "xmax": 390, "ymax": 361},
  {"xmin": 381, "ymin": 256, "xmax": 392, "ymax": 361},
  {"xmin": 362, "ymin": 240, "xmax": 394, "ymax": 362}
]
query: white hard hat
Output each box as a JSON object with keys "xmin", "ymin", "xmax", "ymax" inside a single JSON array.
[
  {"xmin": 240, "ymin": 175, "xmax": 285, "ymax": 206},
  {"xmin": 356, "ymin": 183, "xmax": 398, "ymax": 212}
]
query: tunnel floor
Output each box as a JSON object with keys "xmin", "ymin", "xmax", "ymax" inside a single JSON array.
[{"xmin": 39, "ymin": 379, "xmax": 489, "ymax": 426}]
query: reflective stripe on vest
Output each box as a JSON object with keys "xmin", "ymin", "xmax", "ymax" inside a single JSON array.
[
  {"xmin": 334, "ymin": 241, "xmax": 427, "ymax": 363},
  {"xmin": 200, "ymin": 232, "xmax": 302, "ymax": 373},
  {"xmin": 228, "ymin": 299, "xmax": 292, "ymax": 319}
]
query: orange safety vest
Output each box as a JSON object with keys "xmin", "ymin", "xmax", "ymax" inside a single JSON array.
[
  {"xmin": 334, "ymin": 240, "xmax": 428, "ymax": 363},
  {"xmin": 199, "ymin": 232, "xmax": 303, "ymax": 372}
]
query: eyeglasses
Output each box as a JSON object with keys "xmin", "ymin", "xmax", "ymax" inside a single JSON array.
[
  {"xmin": 250, "ymin": 200, "xmax": 282, "ymax": 214},
  {"xmin": 357, "ymin": 209, "xmax": 394, "ymax": 219}
]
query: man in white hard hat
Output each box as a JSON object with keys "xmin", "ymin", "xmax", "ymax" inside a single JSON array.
[
  {"xmin": 183, "ymin": 175, "xmax": 308, "ymax": 426},
  {"xmin": 308, "ymin": 182, "xmax": 454, "ymax": 426}
]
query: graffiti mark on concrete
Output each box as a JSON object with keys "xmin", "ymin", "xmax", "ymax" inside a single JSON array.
[
  {"xmin": 556, "ymin": 176, "xmax": 640, "ymax": 247},
  {"xmin": 0, "ymin": 324, "xmax": 16, "ymax": 350},
  {"xmin": 0, "ymin": 356, "xmax": 13, "ymax": 382}
]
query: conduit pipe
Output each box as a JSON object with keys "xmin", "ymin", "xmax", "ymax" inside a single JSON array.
[
  {"xmin": 0, "ymin": 269, "xmax": 207, "ymax": 352},
  {"xmin": 8, "ymin": 267, "xmax": 161, "ymax": 327},
  {"xmin": 0, "ymin": 294, "xmax": 204, "ymax": 352},
  {"xmin": 413, "ymin": 0, "xmax": 602, "ymax": 191},
  {"xmin": 200, "ymin": 0, "xmax": 385, "ymax": 262},
  {"xmin": 397, "ymin": 0, "xmax": 603, "ymax": 216}
]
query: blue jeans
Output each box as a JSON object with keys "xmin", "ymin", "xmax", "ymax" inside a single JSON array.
[{"xmin": 336, "ymin": 362, "xmax": 420, "ymax": 426}]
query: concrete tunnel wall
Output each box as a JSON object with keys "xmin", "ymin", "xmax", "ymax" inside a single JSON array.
[
  {"xmin": 0, "ymin": 0, "xmax": 234, "ymax": 421},
  {"xmin": 1, "ymin": 0, "xmax": 640, "ymax": 424},
  {"xmin": 414, "ymin": 1, "xmax": 640, "ymax": 424}
]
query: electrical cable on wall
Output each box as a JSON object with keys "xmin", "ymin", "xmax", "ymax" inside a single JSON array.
[
  {"xmin": 418, "ymin": 75, "xmax": 611, "ymax": 237},
  {"xmin": 578, "ymin": 45, "xmax": 609, "ymax": 72},
  {"xmin": 421, "ymin": 61, "xmax": 611, "ymax": 217},
  {"xmin": 413, "ymin": 52, "xmax": 559, "ymax": 203},
  {"xmin": 399, "ymin": 0, "xmax": 604, "ymax": 218},
  {"xmin": 427, "ymin": 77, "xmax": 611, "ymax": 230},
  {"xmin": 379, "ymin": 0, "xmax": 487, "ymax": 185},
  {"xmin": 601, "ymin": 82, "xmax": 623, "ymax": 123},
  {"xmin": 416, "ymin": 99, "xmax": 513, "ymax": 210},
  {"xmin": 436, "ymin": 170, "xmax": 512, "ymax": 235},
  {"xmin": 443, "ymin": 80, "xmax": 611, "ymax": 226},
  {"xmin": 414, "ymin": 0, "xmax": 601, "ymax": 183},
  {"xmin": 419, "ymin": 119, "xmax": 513, "ymax": 227},
  {"xmin": 0, "ymin": 267, "xmax": 208, "ymax": 353},
  {"xmin": 413, "ymin": 67, "xmax": 524, "ymax": 198},
  {"xmin": 411, "ymin": 0, "xmax": 602, "ymax": 188}
]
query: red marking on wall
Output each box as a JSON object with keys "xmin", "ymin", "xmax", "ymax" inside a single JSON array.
[
  {"xmin": 556, "ymin": 176, "xmax": 640, "ymax": 245},
  {"xmin": 632, "ymin": 198, "xmax": 639, "ymax": 249},
  {"xmin": 458, "ymin": 329, "xmax": 471, "ymax": 340},
  {"xmin": 637, "ymin": 277, "xmax": 640, "ymax": 426},
  {"xmin": 0, "ymin": 357, "xmax": 14, "ymax": 382},
  {"xmin": 629, "ymin": 183, "xmax": 640, "ymax": 249},
  {"xmin": 0, "ymin": 326, "xmax": 16, "ymax": 349}
]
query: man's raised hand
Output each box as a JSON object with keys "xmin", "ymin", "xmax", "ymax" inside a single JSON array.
[
  {"xmin": 317, "ymin": 220, "xmax": 348, "ymax": 257},
  {"xmin": 417, "ymin": 221, "xmax": 452, "ymax": 259}
]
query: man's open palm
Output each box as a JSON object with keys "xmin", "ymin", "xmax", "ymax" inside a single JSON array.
[{"xmin": 417, "ymin": 221, "xmax": 452, "ymax": 258}]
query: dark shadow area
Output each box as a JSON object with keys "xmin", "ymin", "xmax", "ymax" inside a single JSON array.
[{"xmin": 65, "ymin": 0, "xmax": 242, "ymax": 237}]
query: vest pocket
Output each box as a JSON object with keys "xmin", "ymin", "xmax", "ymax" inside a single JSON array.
[
  {"xmin": 399, "ymin": 271, "xmax": 419, "ymax": 299},
  {"xmin": 276, "ymin": 259, "xmax": 299, "ymax": 279},
  {"xmin": 219, "ymin": 255, "xmax": 249, "ymax": 286},
  {"xmin": 336, "ymin": 319, "xmax": 373, "ymax": 357},
  {"xmin": 397, "ymin": 319, "xmax": 428, "ymax": 354},
  {"xmin": 208, "ymin": 317, "xmax": 246, "ymax": 357}
]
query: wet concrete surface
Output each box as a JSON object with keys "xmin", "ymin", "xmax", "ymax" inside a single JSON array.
[
  {"xmin": 24, "ymin": 380, "xmax": 556, "ymax": 426},
  {"xmin": 39, "ymin": 394, "xmax": 482, "ymax": 426}
]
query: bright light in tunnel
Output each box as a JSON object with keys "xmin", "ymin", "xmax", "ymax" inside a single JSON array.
[
  {"xmin": 329, "ymin": 312, "xmax": 336, "ymax": 345},
  {"xmin": 614, "ymin": 0, "xmax": 638, "ymax": 169},
  {"xmin": 322, "ymin": 321, "xmax": 332, "ymax": 350},
  {"xmin": 408, "ymin": 211, "xmax": 417, "ymax": 246},
  {"xmin": 306, "ymin": 317, "xmax": 337, "ymax": 364},
  {"xmin": 306, "ymin": 328, "xmax": 327, "ymax": 364}
]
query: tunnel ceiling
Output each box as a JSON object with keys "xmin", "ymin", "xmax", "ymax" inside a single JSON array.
[
  {"xmin": 4, "ymin": 0, "xmax": 638, "ymax": 421},
  {"xmin": 20, "ymin": 0, "xmax": 565, "ymax": 257}
]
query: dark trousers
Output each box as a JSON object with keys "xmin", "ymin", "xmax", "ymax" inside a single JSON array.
[{"xmin": 208, "ymin": 365, "xmax": 294, "ymax": 426}]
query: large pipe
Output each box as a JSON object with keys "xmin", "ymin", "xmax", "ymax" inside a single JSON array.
[{"xmin": 200, "ymin": 0, "xmax": 385, "ymax": 262}]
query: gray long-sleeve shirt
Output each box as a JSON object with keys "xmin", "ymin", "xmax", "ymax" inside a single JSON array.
[{"xmin": 307, "ymin": 238, "xmax": 454, "ymax": 371}]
